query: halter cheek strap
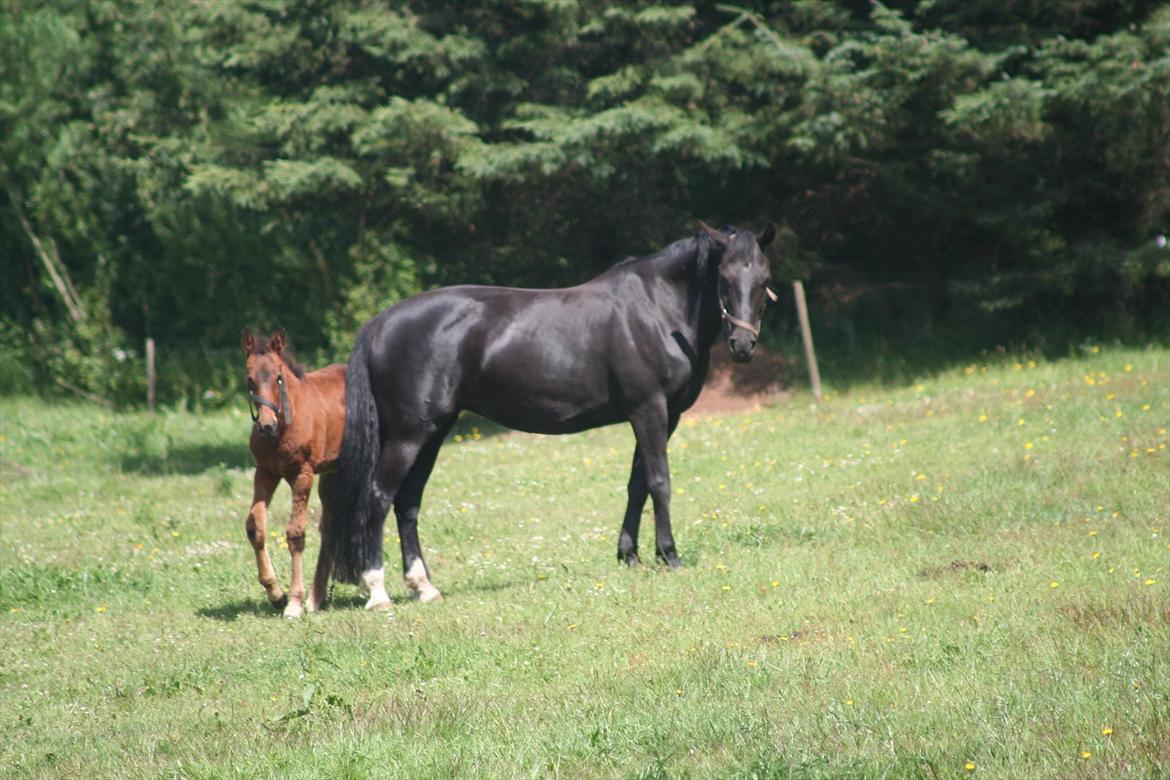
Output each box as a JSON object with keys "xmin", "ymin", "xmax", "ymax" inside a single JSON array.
[
  {"xmin": 720, "ymin": 286, "xmax": 779, "ymax": 338},
  {"xmin": 249, "ymin": 374, "xmax": 293, "ymax": 426},
  {"xmin": 720, "ymin": 302, "xmax": 761, "ymax": 338}
]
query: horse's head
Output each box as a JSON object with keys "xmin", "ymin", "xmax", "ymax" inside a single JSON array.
[
  {"xmin": 241, "ymin": 327, "xmax": 293, "ymax": 438},
  {"xmin": 700, "ymin": 222, "xmax": 777, "ymax": 362}
]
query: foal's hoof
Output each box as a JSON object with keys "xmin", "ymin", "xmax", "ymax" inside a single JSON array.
[
  {"xmin": 283, "ymin": 601, "xmax": 304, "ymax": 620},
  {"xmin": 365, "ymin": 597, "xmax": 393, "ymax": 612},
  {"xmin": 269, "ymin": 592, "xmax": 289, "ymax": 609},
  {"xmin": 657, "ymin": 553, "xmax": 683, "ymax": 569}
]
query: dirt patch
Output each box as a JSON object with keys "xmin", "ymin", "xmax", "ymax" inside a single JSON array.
[
  {"xmin": 689, "ymin": 344, "xmax": 797, "ymax": 416},
  {"xmin": 759, "ymin": 626, "xmax": 833, "ymax": 645},
  {"xmin": 919, "ymin": 560, "xmax": 993, "ymax": 579},
  {"xmin": 1059, "ymin": 590, "xmax": 1169, "ymax": 631},
  {"xmin": 0, "ymin": 458, "xmax": 36, "ymax": 481}
]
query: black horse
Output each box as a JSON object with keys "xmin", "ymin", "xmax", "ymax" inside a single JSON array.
[{"xmin": 326, "ymin": 222, "xmax": 777, "ymax": 606}]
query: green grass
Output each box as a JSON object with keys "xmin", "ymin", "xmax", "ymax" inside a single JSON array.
[{"xmin": 1, "ymin": 344, "xmax": 1167, "ymax": 779}]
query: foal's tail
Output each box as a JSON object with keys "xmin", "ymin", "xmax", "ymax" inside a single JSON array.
[{"xmin": 328, "ymin": 324, "xmax": 381, "ymax": 585}]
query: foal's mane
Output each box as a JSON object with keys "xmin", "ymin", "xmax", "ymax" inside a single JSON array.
[{"xmin": 250, "ymin": 334, "xmax": 308, "ymax": 379}]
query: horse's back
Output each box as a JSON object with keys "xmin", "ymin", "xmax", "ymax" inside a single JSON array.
[{"xmin": 361, "ymin": 284, "xmax": 634, "ymax": 432}]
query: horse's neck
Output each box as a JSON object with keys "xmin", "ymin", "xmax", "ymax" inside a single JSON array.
[
  {"xmin": 642, "ymin": 243, "xmax": 724, "ymax": 357},
  {"xmin": 672, "ymin": 245, "xmax": 723, "ymax": 350}
]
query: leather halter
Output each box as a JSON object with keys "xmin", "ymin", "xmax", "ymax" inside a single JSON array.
[
  {"xmin": 249, "ymin": 373, "xmax": 292, "ymax": 427},
  {"xmin": 719, "ymin": 285, "xmax": 779, "ymax": 338}
]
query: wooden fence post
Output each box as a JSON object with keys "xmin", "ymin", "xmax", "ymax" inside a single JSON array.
[
  {"xmin": 146, "ymin": 337, "xmax": 156, "ymax": 413},
  {"xmin": 792, "ymin": 281, "xmax": 823, "ymax": 402}
]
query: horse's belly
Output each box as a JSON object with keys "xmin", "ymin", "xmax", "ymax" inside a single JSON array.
[{"xmin": 465, "ymin": 389, "xmax": 622, "ymax": 435}]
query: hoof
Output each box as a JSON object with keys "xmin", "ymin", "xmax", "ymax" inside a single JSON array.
[
  {"xmin": 618, "ymin": 552, "xmax": 642, "ymax": 567},
  {"xmin": 657, "ymin": 553, "xmax": 683, "ymax": 569},
  {"xmin": 417, "ymin": 587, "xmax": 443, "ymax": 604},
  {"xmin": 365, "ymin": 597, "xmax": 393, "ymax": 612},
  {"xmin": 268, "ymin": 591, "xmax": 289, "ymax": 609},
  {"xmin": 283, "ymin": 601, "xmax": 304, "ymax": 620}
]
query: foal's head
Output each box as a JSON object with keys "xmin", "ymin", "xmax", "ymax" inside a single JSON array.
[
  {"xmin": 700, "ymin": 222, "xmax": 777, "ymax": 362},
  {"xmin": 241, "ymin": 327, "xmax": 299, "ymax": 438}
]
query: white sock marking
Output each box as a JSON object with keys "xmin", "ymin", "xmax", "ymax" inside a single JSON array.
[
  {"xmin": 404, "ymin": 558, "xmax": 443, "ymax": 603},
  {"xmin": 362, "ymin": 568, "xmax": 391, "ymax": 610}
]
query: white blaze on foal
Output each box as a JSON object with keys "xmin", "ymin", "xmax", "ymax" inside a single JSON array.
[
  {"xmin": 361, "ymin": 568, "xmax": 392, "ymax": 611},
  {"xmin": 404, "ymin": 558, "xmax": 443, "ymax": 603}
]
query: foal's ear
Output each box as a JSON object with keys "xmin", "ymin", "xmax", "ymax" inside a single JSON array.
[
  {"xmin": 698, "ymin": 221, "xmax": 730, "ymax": 248},
  {"xmin": 270, "ymin": 327, "xmax": 286, "ymax": 354},
  {"xmin": 757, "ymin": 221, "xmax": 777, "ymax": 250},
  {"xmin": 241, "ymin": 328, "xmax": 254, "ymax": 354}
]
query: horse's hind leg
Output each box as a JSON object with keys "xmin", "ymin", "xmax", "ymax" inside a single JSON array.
[
  {"xmin": 282, "ymin": 467, "xmax": 314, "ymax": 619},
  {"xmin": 307, "ymin": 472, "xmax": 335, "ymax": 613},
  {"xmin": 394, "ymin": 421, "xmax": 454, "ymax": 604},
  {"xmin": 359, "ymin": 438, "xmax": 427, "ymax": 610},
  {"xmin": 246, "ymin": 468, "xmax": 286, "ymax": 607}
]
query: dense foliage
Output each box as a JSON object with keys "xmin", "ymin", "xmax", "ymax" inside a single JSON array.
[{"xmin": 2, "ymin": 1, "xmax": 1168, "ymax": 405}]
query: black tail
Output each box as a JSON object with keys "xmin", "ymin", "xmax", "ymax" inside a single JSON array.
[{"xmin": 328, "ymin": 324, "xmax": 381, "ymax": 584}]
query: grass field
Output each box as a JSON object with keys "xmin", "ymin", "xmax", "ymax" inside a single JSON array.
[{"xmin": 1, "ymin": 344, "xmax": 1167, "ymax": 778}]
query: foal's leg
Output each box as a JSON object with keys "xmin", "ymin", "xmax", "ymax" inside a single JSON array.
[
  {"xmin": 246, "ymin": 468, "xmax": 286, "ymax": 607},
  {"xmin": 282, "ymin": 467, "xmax": 314, "ymax": 619},
  {"xmin": 394, "ymin": 422, "xmax": 454, "ymax": 603},
  {"xmin": 628, "ymin": 402, "xmax": 682, "ymax": 567},
  {"xmin": 307, "ymin": 472, "xmax": 335, "ymax": 613}
]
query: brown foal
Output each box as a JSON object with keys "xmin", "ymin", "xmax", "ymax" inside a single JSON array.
[{"xmin": 242, "ymin": 328, "xmax": 346, "ymax": 618}]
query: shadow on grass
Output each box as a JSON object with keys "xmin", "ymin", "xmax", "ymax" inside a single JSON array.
[
  {"xmin": 769, "ymin": 295, "xmax": 1170, "ymax": 391},
  {"xmin": 117, "ymin": 415, "xmax": 505, "ymax": 476},
  {"xmin": 121, "ymin": 442, "xmax": 254, "ymax": 476},
  {"xmin": 196, "ymin": 577, "xmax": 531, "ymax": 621},
  {"xmin": 195, "ymin": 599, "xmax": 279, "ymax": 621},
  {"xmin": 196, "ymin": 593, "xmax": 373, "ymax": 621}
]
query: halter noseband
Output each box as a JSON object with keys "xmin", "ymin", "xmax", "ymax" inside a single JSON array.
[
  {"xmin": 249, "ymin": 373, "xmax": 292, "ymax": 427},
  {"xmin": 719, "ymin": 285, "xmax": 779, "ymax": 338}
]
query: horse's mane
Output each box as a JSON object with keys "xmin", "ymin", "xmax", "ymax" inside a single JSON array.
[
  {"xmin": 609, "ymin": 235, "xmax": 702, "ymax": 271},
  {"xmin": 251, "ymin": 334, "xmax": 308, "ymax": 379}
]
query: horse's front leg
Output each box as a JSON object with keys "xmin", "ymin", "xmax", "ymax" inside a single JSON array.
[
  {"xmin": 283, "ymin": 467, "xmax": 314, "ymax": 619},
  {"xmin": 617, "ymin": 450, "xmax": 649, "ymax": 565},
  {"xmin": 246, "ymin": 468, "xmax": 286, "ymax": 607},
  {"xmin": 628, "ymin": 403, "xmax": 682, "ymax": 567}
]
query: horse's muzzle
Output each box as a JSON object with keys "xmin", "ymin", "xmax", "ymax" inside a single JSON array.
[{"xmin": 727, "ymin": 333, "xmax": 756, "ymax": 363}]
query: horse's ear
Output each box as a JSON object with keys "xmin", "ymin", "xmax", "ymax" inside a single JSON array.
[
  {"xmin": 241, "ymin": 328, "xmax": 254, "ymax": 354},
  {"xmin": 270, "ymin": 327, "xmax": 286, "ymax": 354},
  {"xmin": 757, "ymin": 221, "xmax": 777, "ymax": 250},
  {"xmin": 698, "ymin": 221, "xmax": 729, "ymax": 248}
]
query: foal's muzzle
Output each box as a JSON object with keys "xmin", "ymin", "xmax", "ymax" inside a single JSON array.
[
  {"xmin": 248, "ymin": 373, "xmax": 292, "ymax": 435},
  {"xmin": 255, "ymin": 418, "xmax": 280, "ymax": 438}
]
